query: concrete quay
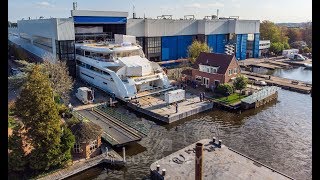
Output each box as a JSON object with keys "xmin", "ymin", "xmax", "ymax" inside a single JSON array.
[
  {"xmin": 127, "ymin": 92, "xmax": 213, "ymax": 123},
  {"xmin": 150, "ymin": 139, "xmax": 294, "ymax": 180}
]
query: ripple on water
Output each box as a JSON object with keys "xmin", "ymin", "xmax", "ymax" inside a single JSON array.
[{"xmin": 67, "ymin": 89, "xmax": 312, "ymax": 180}]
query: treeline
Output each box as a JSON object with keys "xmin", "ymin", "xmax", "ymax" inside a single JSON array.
[{"xmin": 260, "ymin": 20, "xmax": 312, "ymax": 55}]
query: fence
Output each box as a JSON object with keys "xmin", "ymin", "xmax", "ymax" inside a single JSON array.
[{"xmin": 241, "ymin": 86, "xmax": 281, "ymax": 104}]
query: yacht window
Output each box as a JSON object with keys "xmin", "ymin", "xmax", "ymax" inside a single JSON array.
[
  {"xmin": 85, "ymin": 51, "xmax": 90, "ymax": 56},
  {"xmin": 102, "ymin": 71, "xmax": 110, "ymax": 76},
  {"xmin": 104, "ymin": 54, "xmax": 111, "ymax": 59},
  {"xmin": 85, "ymin": 64, "xmax": 91, "ymax": 69}
]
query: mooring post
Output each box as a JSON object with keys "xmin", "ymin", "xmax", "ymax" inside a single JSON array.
[
  {"xmin": 123, "ymin": 146, "xmax": 126, "ymax": 162},
  {"xmin": 195, "ymin": 143, "xmax": 203, "ymax": 180}
]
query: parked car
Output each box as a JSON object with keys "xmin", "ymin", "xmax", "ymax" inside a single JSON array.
[{"xmin": 254, "ymin": 80, "xmax": 267, "ymax": 86}]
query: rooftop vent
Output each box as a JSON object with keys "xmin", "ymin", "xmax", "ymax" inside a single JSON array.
[
  {"xmin": 184, "ymin": 15, "xmax": 195, "ymax": 20},
  {"xmin": 157, "ymin": 15, "xmax": 173, "ymax": 19}
]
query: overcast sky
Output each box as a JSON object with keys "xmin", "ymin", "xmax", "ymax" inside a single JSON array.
[{"xmin": 8, "ymin": 0, "xmax": 312, "ymax": 23}]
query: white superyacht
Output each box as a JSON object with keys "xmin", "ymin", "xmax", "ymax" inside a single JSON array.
[{"xmin": 75, "ymin": 34, "xmax": 172, "ymax": 101}]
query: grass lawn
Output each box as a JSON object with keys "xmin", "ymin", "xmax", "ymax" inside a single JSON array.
[{"xmin": 215, "ymin": 93, "xmax": 247, "ymax": 105}]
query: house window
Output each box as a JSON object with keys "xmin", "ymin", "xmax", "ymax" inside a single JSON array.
[
  {"xmin": 228, "ymin": 69, "xmax": 232, "ymax": 75},
  {"xmin": 74, "ymin": 143, "xmax": 82, "ymax": 153},
  {"xmin": 195, "ymin": 75, "xmax": 202, "ymax": 81},
  {"xmin": 90, "ymin": 140, "xmax": 98, "ymax": 152},
  {"xmin": 234, "ymin": 68, "xmax": 237, "ymax": 74}
]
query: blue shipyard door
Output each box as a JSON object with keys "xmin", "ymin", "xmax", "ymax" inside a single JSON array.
[
  {"xmin": 73, "ymin": 16, "xmax": 127, "ymax": 41},
  {"xmin": 207, "ymin": 34, "xmax": 228, "ymax": 53},
  {"xmin": 161, "ymin": 35, "xmax": 194, "ymax": 66},
  {"xmin": 235, "ymin": 34, "xmax": 248, "ymax": 60}
]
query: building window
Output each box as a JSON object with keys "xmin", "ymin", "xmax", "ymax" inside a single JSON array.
[
  {"xmin": 195, "ymin": 75, "xmax": 202, "ymax": 81},
  {"xmin": 90, "ymin": 140, "xmax": 98, "ymax": 152},
  {"xmin": 56, "ymin": 40, "xmax": 75, "ymax": 61},
  {"xmin": 147, "ymin": 37, "xmax": 161, "ymax": 54},
  {"xmin": 234, "ymin": 68, "xmax": 237, "ymax": 74},
  {"xmin": 228, "ymin": 69, "xmax": 232, "ymax": 75},
  {"xmin": 74, "ymin": 143, "xmax": 82, "ymax": 153}
]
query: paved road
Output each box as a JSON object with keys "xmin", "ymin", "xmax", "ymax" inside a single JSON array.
[{"xmin": 77, "ymin": 109, "xmax": 140, "ymax": 145}]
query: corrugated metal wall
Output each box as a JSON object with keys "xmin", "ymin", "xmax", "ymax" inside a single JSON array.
[
  {"xmin": 161, "ymin": 36, "xmax": 178, "ymax": 61},
  {"xmin": 177, "ymin": 35, "xmax": 193, "ymax": 59},
  {"xmin": 253, "ymin": 33, "xmax": 260, "ymax": 58},
  {"xmin": 161, "ymin": 35, "xmax": 194, "ymax": 61},
  {"xmin": 207, "ymin": 34, "xmax": 227, "ymax": 54},
  {"xmin": 235, "ymin": 34, "xmax": 248, "ymax": 60}
]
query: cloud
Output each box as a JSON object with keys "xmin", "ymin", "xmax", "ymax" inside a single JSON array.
[
  {"xmin": 35, "ymin": 1, "xmax": 55, "ymax": 8},
  {"xmin": 185, "ymin": 2, "xmax": 224, "ymax": 9}
]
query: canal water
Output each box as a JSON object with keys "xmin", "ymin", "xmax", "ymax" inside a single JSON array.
[{"xmin": 68, "ymin": 67, "xmax": 312, "ymax": 180}]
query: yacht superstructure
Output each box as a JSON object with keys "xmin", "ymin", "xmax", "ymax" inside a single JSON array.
[{"xmin": 75, "ymin": 34, "xmax": 172, "ymax": 101}]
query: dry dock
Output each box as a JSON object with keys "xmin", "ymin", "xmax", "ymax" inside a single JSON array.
[
  {"xmin": 150, "ymin": 139, "xmax": 294, "ymax": 180},
  {"xmin": 127, "ymin": 92, "xmax": 213, "ymax": 123},
  {"xmin": 76, "ymin": 108, "xmax": 144, "ymax": 146},
  {"xmin": 242, "ymin": 71, "xmax": 311, "ymax": 94}
]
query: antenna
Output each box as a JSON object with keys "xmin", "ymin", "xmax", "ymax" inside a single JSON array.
[
  {"xmin": 73, "ymin": 2, "xmax": 77, "ymax": 10},
  {"xmin": 133, "ymin": 5, "xmax": 136, "ymax": 19}
]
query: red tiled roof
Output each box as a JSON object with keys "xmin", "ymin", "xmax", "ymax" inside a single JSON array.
[{"xmin": 192, "ymin": 52, "xmax": 236, "ymax": 74}]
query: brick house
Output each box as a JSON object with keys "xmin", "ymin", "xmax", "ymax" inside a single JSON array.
[
  {"xmin": 182, "ymin": 52, "xmax": 240, "ymax": 88},
  {"xmin": 70, "ymin": 121, "xmax": 103, "ymax": 159}
]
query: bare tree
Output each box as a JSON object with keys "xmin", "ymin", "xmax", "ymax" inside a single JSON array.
[{"xmin": 8, "ymin": 55, "xmax": 74, "ymax": 104}]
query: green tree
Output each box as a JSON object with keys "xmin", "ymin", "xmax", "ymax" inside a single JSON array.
[
  {"xmin": 283, "ymin": 42, "xmax": 290, "ymax": 49},
  {"xmin": 58, "ymin": 125, "xmax": 75, "ymax": 167},
  {"xmin": 287, "ymin": 28, "xmax": 302, "ymax": 44},
  {"xmin": 15, "ymin": 65, "xmax": 63, "ymax": 171},
  {"xmin": 8, "ymin": 123, "xmax": 27, "ymax": 172},
  {"xmin": 260, "ymin": 20, "xmax": 289, "ymax": 46},
  {"xmin": 216, "ymin": 83, "xmax": 234, "ymax": 96},
  {"xmin": 270, "ymin": 42, "xmax": 285, "ymax": 55},
  {"xmin": 303, "ymin": 47, "xmax": 311, "ymax": 53},
  {"xmin": 233, "ymin": 75, "xmax": 248, "ymax": 96},
  {"xmin": 187, "ymin": 40, "xmax": 211, "ymax": 64},
  {"xmin": 260, "ymin": 21, "xmax": 282, "ymax": 42}
]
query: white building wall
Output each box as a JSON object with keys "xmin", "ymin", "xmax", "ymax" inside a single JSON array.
[
  {"xmin": 71, "ymin": 10, "xmax": 128, "ymax": 17},
  {"xmin": 56, "ymin": 18, "xmax": 75, "ymax": 40},
  {"xmin": 127, "ymin": 18, "xmax": 260, "ymax": 37},
  {"xmin": 202, "ymin": 20, "xmax": 231, "ymax": 35},
  {"xmin": 18, "ymin": 19, "xmax": 58, "ymax": 39},
  {"xmin": 16, "ymin": 18, "xmax": 75, "ymax": 61},
  {"xmin": 234, "ymin": 20, "xmax": 260, "ymax": 34},
  {"xmin": 126, "ymin": 19, "xmax": 145, "ymax": 37},
  {"xmin": 144, "ymin": 19, "xmax": 198, "ymax": 37}
]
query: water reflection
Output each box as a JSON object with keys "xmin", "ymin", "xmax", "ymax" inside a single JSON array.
[
  {"xmin": 67, "ymin": 89, "xmax": 311, "ymax": 180},
  {"xmin": 252, "ymin": 66, "xmax": 312, "ymax": 83}
]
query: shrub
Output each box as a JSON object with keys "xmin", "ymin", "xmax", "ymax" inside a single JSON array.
[{"xmin": 216, "ymin": 83, "xmax": 234, "ymax": 96}]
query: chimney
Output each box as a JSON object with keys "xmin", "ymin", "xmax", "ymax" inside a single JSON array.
[
  {"xmin": 73, "ymin": 2, "xmax": 77, "ymax": 10},
  {"xmin": 195, "ymin": 143, "xmax": 203, "ymax": 180}
]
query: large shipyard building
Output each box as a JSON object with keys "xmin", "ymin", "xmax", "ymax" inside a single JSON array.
[
  {"xmin": 8, "ymin": 5, "xmax": 260, "ymax": 74},
  {"xmin": 127, "ymin": 17, "xmax": 260, "ymax": 61}
]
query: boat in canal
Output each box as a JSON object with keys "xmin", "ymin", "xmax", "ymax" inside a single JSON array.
[{"xmin": 75, "ymin": 34, "xmax": 172, "ymax": 101}]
